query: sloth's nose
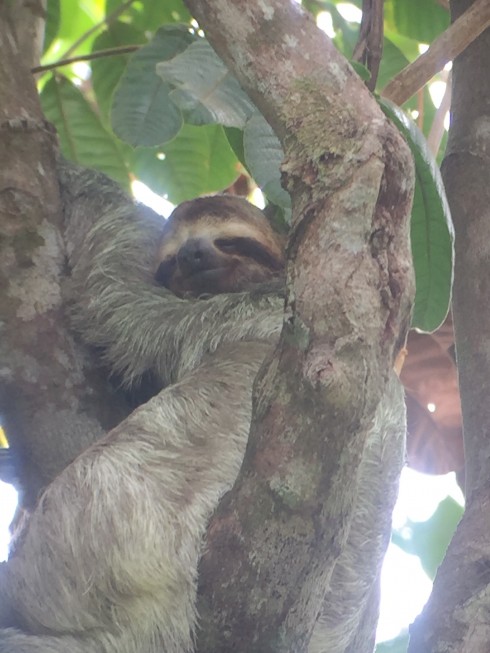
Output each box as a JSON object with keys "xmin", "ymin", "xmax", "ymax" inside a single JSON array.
[{"xmin": 178, "ymin": 238, "xmax": 216, "ymax": 273}]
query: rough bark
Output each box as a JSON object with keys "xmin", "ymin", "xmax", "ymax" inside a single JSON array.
[
  {"xmin": 0, "ymin": 8, "xmax": 128, "ymax": 506},
  {"xmin": 8, "ymin": 0, "xmax": 47, "ymax": 69},
  {"xmin": 181, "ymin": 2, "xmax": 414, "ymax": 651},
  {"xmin": 409, "ymin": 4, "xmax": 490, "ymax": 652}
]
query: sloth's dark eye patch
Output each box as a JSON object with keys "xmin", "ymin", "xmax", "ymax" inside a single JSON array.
[
  {"xmin": 214, "ymin": 238, "xmax": 241, "ymax": 255},
  {"xmin": 155, "ymin": 257, "xmax": 177, "ymax": 287},
  {"xmin": 214, "ymin": 237, "xmax": 282, "ymax": 270}
]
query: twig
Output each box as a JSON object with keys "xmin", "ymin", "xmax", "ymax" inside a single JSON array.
[
  {"xmin": 427, "ymin": 71, "xmax": 452, "ymax": 158},
  {"xmin": 381, "ymin": 0, "xmax": 490, "ymax": 105},
  {"xmin": 417, "ymin": 89, "xmax": 424, "ymax": 131},
  {"xmin": 31, "ymin": 45, "xmax": 141, "ymax": 74},
  {"xmin": 352, "ymin": 0, "xmax": 384, "ymax": 91}
]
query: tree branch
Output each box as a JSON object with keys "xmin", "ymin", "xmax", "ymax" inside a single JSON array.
[
  {"xmin": 181, "ymin": 2, "xmax": 414, "ymax": 651},
  {"xmin": 352, "ymin": 0, "xmax": 384, "ymax": 92},
  {"xmin": 382, "ymin": 0, "xmax": 490, "ymax": 105}
]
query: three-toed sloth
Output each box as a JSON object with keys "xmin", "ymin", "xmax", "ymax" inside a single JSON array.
[
  {"xmin": 0, "ymin": 161, "xmax": 405, "ymax": 653},
  {"xmin": 155, "ymin": 195, "xmax": 285, "ymax": 297}
]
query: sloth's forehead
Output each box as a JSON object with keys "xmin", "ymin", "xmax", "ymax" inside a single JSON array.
[
  {"xmin": 167, "ymin": 196, "xmax": 269, "ymax": 230},
  {"xmin": 160, "ymin": 219, "xmax": 266, "ymax": 253}
]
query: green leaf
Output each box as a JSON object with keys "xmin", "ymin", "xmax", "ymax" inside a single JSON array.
[
  {"xmin": 57, "ymin": 0, "xmax": 101, "ymax": 52},
  {"xmin": 375, "ymin": 37, "xmax": 410, "ymax": 92},
  {"xmin": 376, "ymin": 632, "xmax": 409, "ymax": 653},
  {"xmin": 105, "ymin": 0, "xmax": 191, "ymax": 30},
  {"xmin": 40, "ymin": 75, "xmax": 129, "ymax": 189},
  {"xmin": 44, "ymin": 0, "xmax": 60, "ymax": 53},
  {"xmin": 111, "ymin": 25, "xmax": 195, "ymax": 147},
  {"xmin": 379, "ymin": 98, "xmax": 454, "ymax": 332},
  {"xmin": 131, "ymin": 124, "xmax": 239, "ymax": 204},
  {"xmin": 386, "ymin": 0, "xmax": 449, "ymax": 44},
  {"xmin": 224, "ymin": 127, "xmax": 246, "ymax": 167},
  {"xmin": 91, "ymin": 21, "xmax": 143, "ymax": 121},
  {"xmin": 383, "ymin": 29, "xmax": 422, "ymax": 63},
  {"xmin": 392, "ymin": 497, "xmax": 463, "ymax": 579},
  {"xmin": 243, "ymin": 115, "xmax": 290, "ymax": 210},
  {"xmin": 157, "ymin": 40, "xmax": 256, "ymax": 128},
  {"xmin": 323, "ymin": 2, "xmax": 360, "ymax": 57},
  {"xmin": 350, "ymin": 61, "xmax": 371, "ymax": 82}
]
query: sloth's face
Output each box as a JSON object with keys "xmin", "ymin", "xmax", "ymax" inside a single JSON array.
[{"xmin": 154, "ymin": 196, "xmax": 285, "ymax": 298}]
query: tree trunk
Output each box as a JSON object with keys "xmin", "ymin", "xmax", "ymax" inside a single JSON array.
[
  {"xmin": 0, "ymin": 6, "xmax": 129, "ymax": 505},
  {"xmin": 183, "ymin": 2, "xmax": 414, "ymax": 651},
  {"xmin": 409, "ymin": 3, "xmax": 490, "ymax": 651}
]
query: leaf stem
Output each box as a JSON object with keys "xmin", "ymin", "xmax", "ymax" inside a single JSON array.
[{"xmin": 32, "ymin": 45, "xmax": 141, "ymax": 74}]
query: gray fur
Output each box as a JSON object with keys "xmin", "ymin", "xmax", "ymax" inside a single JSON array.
[
  {"xmin": 0, "ymin": 160, "xmax": 405, "ymax": 653},
  {"xmin": 60, "ymin": 161, "xmax": 284, "ymax": 387},
  {"xmin": 1, "ymin": 343, "xmax": 266, "ymax": 653},
  {"xmin": 309, "ymin": 374, "xmax": 405, "ymax": 653}
]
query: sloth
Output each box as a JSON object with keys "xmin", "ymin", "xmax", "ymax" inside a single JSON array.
[
  {"xmin": 0, "ymin": 161, "xmax": 406, "ymax": 653},
  {"xmin": 155, "ymin": 195, "xmax": 286, "ymax": 297}
]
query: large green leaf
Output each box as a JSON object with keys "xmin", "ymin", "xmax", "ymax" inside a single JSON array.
[
  {"xmin": 131, "ymin": 124, "xmax": 239, "ymax": 204},
  {"xmin": 386, "ymin": 0, "xmax": 449, "ymax": 44},
  {"xmin": 155, "ymin": 38, "xmax": 287, "ymax": 207},
  {"xmin": 376, "ymin": 37, "xmax": 410, "ymax": 92},
  {"xmin": 380, "ymin": 98, "xmax": 454, "ymax": 332},
  {"xmin": 111, "ymin": 26, "xmax": 194, "ymax": 147},
  {"xmin": 383, "ymin": 29, "xmax": 422, "ymax": 64},
  {"xmin": 91, "ymin": 21, "xmax": 144, "ymax": 122},
  {"xmin": 105, "ymin": 0, "xmax": 191, "ymax": 31},
  {"xmin": 44, "ymin": 0, "xmax": 60, "ymax": 54},
  {"xmin": 392, "ymin": 497, "xmax": 463, "ymax": 579},
  {"xmin": 224, "ymin": 127, "xmax": 246, "ymax": 168},
  {"xmin": 243, "ymin": 115, "xmax": 290, "ymax": 210},
  {"xmin": 157, "ymin": 40, "xmax": 256, "ymax": 128},
  {"xmin": 56, "ymin": 0, "xmax": 101, "ymax": 53},
  {"xmin": 155, "ymin": 38, "xmax": 291, "ymax": 207},
  {"xmin": 40, "ymin": 76, "xmax": 129, "ymax": 189}
]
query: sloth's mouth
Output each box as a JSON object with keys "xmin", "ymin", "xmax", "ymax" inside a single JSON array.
[
  {"xmin": 182, "ymin": 266, "xmax": 237, "ymax": 298},
  {"xmin": 187, "ymin": 266, "xmax": 228, "ymax": 282}
]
